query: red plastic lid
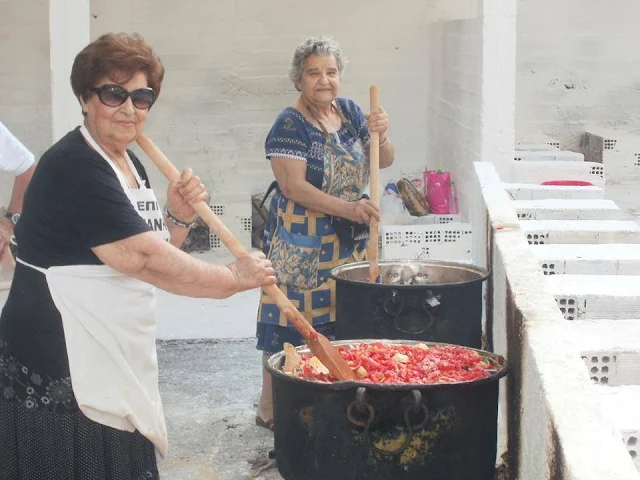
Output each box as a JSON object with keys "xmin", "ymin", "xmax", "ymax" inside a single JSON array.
[{"xmin": 541, "ymin": 180, "xmax": 594, "ymax": 186}]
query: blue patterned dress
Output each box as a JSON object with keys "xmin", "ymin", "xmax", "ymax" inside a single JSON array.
[{"xmin": 256, "ymin": 98, "xmax": 371, "ymax": 354}]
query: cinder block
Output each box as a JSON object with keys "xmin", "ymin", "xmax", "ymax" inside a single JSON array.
[
  {"xmin": 503, "ymin": 183, "xmax": 605, "ymax": 201},
  {"xmin": 515, "ymin": 142, "xmax": 560, "ymax": 152},
  {"xmin": 513, "ymin": 199, "xmax": 622, "ymax": 221},
  {"xmin": 516, "ymin": 135, "xmax": 561, "ymax": 151},
  {"xmin": 533, "ymin": 244, "xmax": 640, "ymax": 275},
  {"xmin": 581, "ymin": 129, "xmax": 640, "ymax": 185},
  {"xmin": 595, "ymin": 385, "xmax": 640, "ymax": 472},
  {"xmin": 571, "ymin": 319, "xmax": 640, "ymax": 386},
  {"xmin": 548, "ymin": 274, "xmax": 640, "ymax": 320},
  {"xmin": 513, "ymin": 150, "xmax": 584, "ymax": 162},
  {"xmin": 521, "ymin": 220, "xmax": 640, "ymax": 245},
  {"xmin": 510, "ymin": 160, "xmax": 605, "ymax": 188}
]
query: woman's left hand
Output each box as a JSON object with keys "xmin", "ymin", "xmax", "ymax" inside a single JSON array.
[
  {"xmin": 365, "ymin": 106, "xmax": 389, "ymax": 138},
  {"xmin": 166, "ymin": 167, "xmax": 208, "ymax": 223}
]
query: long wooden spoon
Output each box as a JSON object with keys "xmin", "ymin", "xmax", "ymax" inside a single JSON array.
[
  {"xmin": 136, "ymin": 134, "xmax": 356, "ymax": 381},
  {"xmin": 367, "ymin": 85, "xmax": 381, "ymax": 283}
]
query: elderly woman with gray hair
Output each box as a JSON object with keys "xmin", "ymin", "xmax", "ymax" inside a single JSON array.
[{"xmin": 255, "ymin": 37, "xmax": 395, "ymax": 429}]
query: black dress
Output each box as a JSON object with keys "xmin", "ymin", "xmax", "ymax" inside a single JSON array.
[{"xmin": 0, "ymin": 128, "xmax": 158, "ymax": 479}]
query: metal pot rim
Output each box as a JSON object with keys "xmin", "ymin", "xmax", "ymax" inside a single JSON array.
[
  {"xmin": 328, "ymin": 261, "xmax": 490, "ymax": 289},
  {"xmin": 265, "ymin": 339, "xmax": 508, "ymax": 391}
]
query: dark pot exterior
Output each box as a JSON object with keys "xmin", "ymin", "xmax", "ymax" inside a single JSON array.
[
  {"xmin": 331, "ymin": 261, "xmax": 490, "ymax": 348},
  {"xmin": 266, "ymin": 339, "xmax": 507, "ymax": 480}
]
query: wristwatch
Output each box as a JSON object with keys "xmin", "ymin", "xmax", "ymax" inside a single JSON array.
[{"xmin": 4, "ymin": 211, "xmax": 20, "ymax": 226}]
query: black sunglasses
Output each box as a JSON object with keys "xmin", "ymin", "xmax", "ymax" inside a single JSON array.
[{"xmin": 91, "ymin": 84, "xmax": 156, "ymax": 110}]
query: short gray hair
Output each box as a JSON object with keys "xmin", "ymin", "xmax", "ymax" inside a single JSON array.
[{"xmin": 289, "ymin": 37, "xmax": 346, "ymax": 90}]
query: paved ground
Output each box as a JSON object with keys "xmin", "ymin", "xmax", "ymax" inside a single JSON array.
[{"xmin": 157, "ymin": 338, "xmax": 283, "ymax": 480}]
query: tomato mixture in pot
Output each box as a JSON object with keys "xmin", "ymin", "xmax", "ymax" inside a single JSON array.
[{"xmin": 282, "ymin": 342, "xmax": 500, "ymax": 384}]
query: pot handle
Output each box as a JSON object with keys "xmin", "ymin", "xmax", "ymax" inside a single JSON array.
[
  {"xmin": 383, "ymin": 290, "xmax": 404, "ymax": 316},
  {"xmin": 347, "ymin": 388, "xmax": 430, "ymax": 457}
]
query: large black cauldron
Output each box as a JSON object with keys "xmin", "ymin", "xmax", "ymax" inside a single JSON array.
[
  {"xmin": 266, "ymin": 339, "xmax": 507, "ymax": 480},
  {"xmin": 330, "ymin": 261, "xmax": 489, "ymax": 348}
]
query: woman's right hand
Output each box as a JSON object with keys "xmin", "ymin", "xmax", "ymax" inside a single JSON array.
[
  {"xmin": 227, "ymin": 251, "xmax": 277, "ymax": 292},
  {"xmin": 347, "ymin": 198, "xmax": 381, "ymax": 224}
]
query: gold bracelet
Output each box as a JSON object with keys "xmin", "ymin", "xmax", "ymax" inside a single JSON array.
[{"xmin": 379, "ymin": 136, "xmax": 389, "ymax": 147}]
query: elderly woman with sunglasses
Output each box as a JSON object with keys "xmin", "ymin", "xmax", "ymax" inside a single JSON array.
[{"xmin": 0, "ymin": 33, "xmax": 276, "ymax": 479}]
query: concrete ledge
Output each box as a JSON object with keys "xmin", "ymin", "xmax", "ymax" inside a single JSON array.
[
  {"xmin": 548, "ymin": 274, "xmax": 640, "ymax": 321},
  {"xmin": 475, "ymin": 162, "xmax": 639, "ymax": 479},
  {"xmin": 532, "ymin": 244, "xmax": 640, "ymax": 275},
  {"xmin": 504, "ymin": 183, "xmax": 605, "ymax": 201},
  {"xmin": 521, "ymin": 220, "xmax": 640, "ymax": 245},
  {"xmin": 513, "ymin": 199, "xmax": 622, "ymax": 220}
]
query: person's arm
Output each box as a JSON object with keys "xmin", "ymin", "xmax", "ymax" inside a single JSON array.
[
  {"xmin": 364, "ymin": 106, "xmax": 394, "ymax": 168},
  {"xmin": 6, "ymin": 163, "xmax": 35, "ymax": 214},
  {"xmin": 164, "ymin": 167, "xmax": 207, "ymax": 248},
  {"xmin": 0, "ymin": 165, "xmax": 35, "ymax": 260},
  {"xmin": 271, "ymin": 157, "xmax": 380, "ymax": 224},
  {"xmin": 0, "ymin": 123, "xmax": 36, "ymax": 259},
  {"xmin": 92, "ymin": 231, "xmax": 275, "ymax": 298},
  {"xmin": 374, "ymin": 135, "xmax": 395, "ymax": 169}
]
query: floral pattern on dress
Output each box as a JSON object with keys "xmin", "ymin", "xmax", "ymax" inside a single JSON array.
[
  {"xmin": 0, "ymin": 337, "xmax": 77, "ymax": 413},
  {"xmin": 322, "ymin": 135, "xmax": 368, "ymax": 201},
  {"xmin": 269, "ymin": 226, "xmax": 321, "ymax": 291}
]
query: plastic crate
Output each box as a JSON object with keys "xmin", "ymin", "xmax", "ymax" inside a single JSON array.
[
  {"xmin": 208, "ymin": 199, "xmax": 252, "ymax": 251},
  {"xmin": 379, "ymin": 222, "xmax": 473, "ymax": 261}
]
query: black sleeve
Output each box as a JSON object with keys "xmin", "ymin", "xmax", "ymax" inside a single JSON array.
[{"xmin": 57, "ymin": 149, "xmax": 152, "ymax": 248}]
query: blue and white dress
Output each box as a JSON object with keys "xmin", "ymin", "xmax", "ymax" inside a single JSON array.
[{"xmin": 256, "ymin": 98, "xmax": 371, "ymax": 354}]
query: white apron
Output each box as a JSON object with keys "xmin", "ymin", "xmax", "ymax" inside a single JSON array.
[{"xmin": 17, "ymin": 126, "xmax": 171, "ymax": 459}]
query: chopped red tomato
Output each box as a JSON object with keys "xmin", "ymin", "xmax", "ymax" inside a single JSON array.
[{"xmin": 290, "ymin": 342, "xmax": 500, "ymax": 384}]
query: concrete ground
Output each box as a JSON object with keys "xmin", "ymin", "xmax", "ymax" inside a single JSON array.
[{"xmin": 157, "ymin": 339, "xmax": 282, "ymax": 480}]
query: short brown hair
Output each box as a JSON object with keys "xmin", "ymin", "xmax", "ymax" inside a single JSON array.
[{"xmin": 71, "ymin": 33, "xmax": 165, "ymax": 102}]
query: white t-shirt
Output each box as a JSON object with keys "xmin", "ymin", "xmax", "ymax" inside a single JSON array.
[{"xmin": 0, "ymin": 121, "xmax": 35, "ymax": 176}]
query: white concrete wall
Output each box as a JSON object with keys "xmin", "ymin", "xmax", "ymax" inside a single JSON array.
[
  {"xmin": 516, "ymin": 0, "xmax": 640, "ymax": 151},
  {"xmin": 88, "ymin": 0, "xmax": 437, "ymax": 207},
  {"xmin": 1, "ymin": 0, "xmax": 517, "ymax": 231},
  {"xmin": 0, "ymin": 0, "xmax": 51, "ymax": 205},
  {"xmin": 427, "ymin": 0, "xmax": 515, "ymax": 234}
]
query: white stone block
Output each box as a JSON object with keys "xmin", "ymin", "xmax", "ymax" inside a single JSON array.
[
  {"xmin": 516, "ymin": 134, "xmax": 561, "ymax": 151},
  {"xmin": 595, "ymin": 385, "xmax": 640, "ymax": 472},
  {"xmin": 514, "ymin": 150, "xmax": 584, "ymax": 162},
  {"xmin": 569, "ymin": 319, "xmax": 640, "ymax": 386},
  {"xmin": 503, "ymin": 183, "xmax": 605, "ymax": 200},
  {"xmin": 581, "ymin": 129, "xmax": 640, "ymax": 185},
  {"xmin": 521, "ymin": 220, "xmax": 640, "ymax": 245},
  {"xmin": 515, "ymin": 142, "xmax": 560, "ymax": 152},
  {"xmin": 548, "ymin": 274, "xmax": 640, "ymax": 320},
  {"xmin": 510, "ymin": 160, "xmax": 605, "ymax": 188},
  {"xmin": 513, "ymin": 199, "xmax": 622, "ymax": 221},
  {"xmin": 602, "ymin": 151, "xmax": 640, "ymax": 185},
  {"xmin": 532, "ymin": 244, "xmax": 640, "ymax": 275}
]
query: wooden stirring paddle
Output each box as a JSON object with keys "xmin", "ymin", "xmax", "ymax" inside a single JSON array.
[
  {"xmin": 136, "ymin": 134, "xmax": 356, "ymax": 381},
  {"xmin": 367, "ymin": 85, "xmax": 381, "ymax": 283}
]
